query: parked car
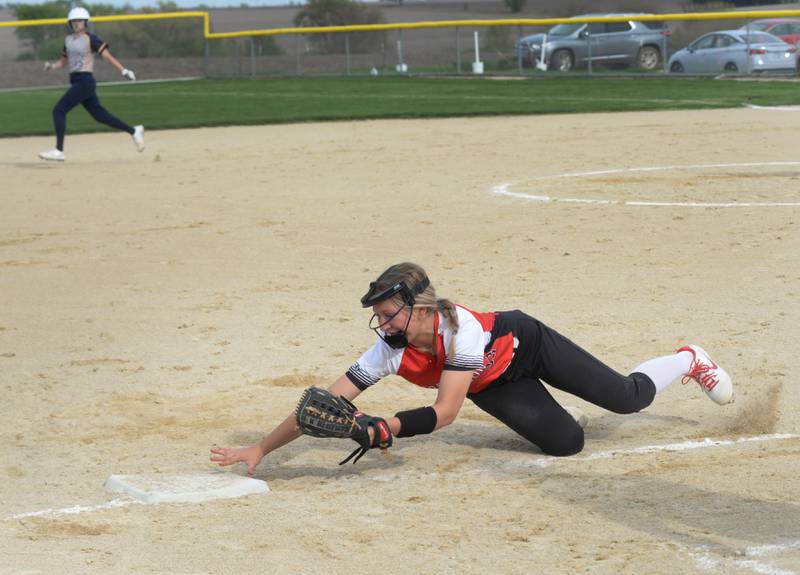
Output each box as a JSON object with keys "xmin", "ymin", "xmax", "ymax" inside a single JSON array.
[
  {"xmin": 513, "ymin": 13, "xmax": 671, "ymax": 72},
  {"xmin": 668, "ymin": 30, "xmax": 798, "ymax": 74},
  {"xmin": 739, "ymin": 19, "xmax": 800, "ymax": 45}
]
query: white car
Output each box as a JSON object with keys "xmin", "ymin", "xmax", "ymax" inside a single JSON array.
[{"xmin": 668, "ymin": 30, "xmax": 798, "ymax": 74}]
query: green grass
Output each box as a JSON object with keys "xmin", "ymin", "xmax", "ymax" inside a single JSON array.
[{"xmin": 2, "ymin": 76, "xmax": 800, "ymax": 138}]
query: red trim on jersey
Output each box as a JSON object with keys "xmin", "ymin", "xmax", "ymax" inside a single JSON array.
[
  {"xmin": 477, "ymin": 331, "xmax": 515, "ymax": 391},
  {"xmin": 397, "ymin": 313, "xmax": 446, "ymax": 387},
  {"xmin": 395, "ymin": 306, "xmax": 516, "ymax": 394}
]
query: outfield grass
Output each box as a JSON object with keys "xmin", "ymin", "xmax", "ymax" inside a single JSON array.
[{"xmin": 2, "ymin": 76, "xmax": 800, "ymax": 138}]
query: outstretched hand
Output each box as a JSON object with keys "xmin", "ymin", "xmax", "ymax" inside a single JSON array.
[
  {"xmin": 43, "ymin": 61, "xmax": 53, "ymax": 71},
  {"xmin": 210, "ymin": 445, "xmax": 264, "ymax": 475}
]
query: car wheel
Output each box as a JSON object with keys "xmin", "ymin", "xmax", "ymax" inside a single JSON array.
[
  {"xmin": 724, "ymin": 62, "xmax": 739, "ymax": 73},
  {"xmin": 638, "ymin": 46, "xmax": 661, "ymax": 70},
  {"xmin": 550, "ymin": 49, "xmax": 574, "ymax": 72},
  {"xmin": 669, "ymin": 60, "xmax": 684, "ymax": 74}
]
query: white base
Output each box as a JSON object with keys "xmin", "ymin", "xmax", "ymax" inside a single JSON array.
[
  {"xmin": 104, "ymin": 471, "xmax": 269, "ymax": 504},
  {"xmin": 472, "ymin": 61, "xmax": 484, "ymax": 74},
  {"xmin": 395, "ymin": 63, "xmax": 408, "ymax": 73}
]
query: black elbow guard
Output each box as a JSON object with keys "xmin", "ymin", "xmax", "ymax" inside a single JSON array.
[{"xmin": 395, "ymin": 406, "xmax": 437, "ymax": 437}]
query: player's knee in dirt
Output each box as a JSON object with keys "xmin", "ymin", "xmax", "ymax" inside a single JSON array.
[{"xmin": 540, "ymin": 426, "xmax": 584, "ymax": 456}]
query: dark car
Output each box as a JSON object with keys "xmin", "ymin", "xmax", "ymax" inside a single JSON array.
[{"xmin": 513, "ymin": 13, "xmax": 671, "ymax": 72}]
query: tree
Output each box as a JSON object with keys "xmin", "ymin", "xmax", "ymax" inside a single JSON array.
[
  {"xmin": 13, "ymin": 0, "xmax": 73, "ymax": 60},
  {"xmin": 293, "ymin": 0, "xmax": 385, "ymax": 54},
  {"xmin": 11, "ymin": 1, "xmax": 280, "ymax": 61},
  {"xmin": 503, "ymin": 0, "xmax": 526, "ymax": 14}
]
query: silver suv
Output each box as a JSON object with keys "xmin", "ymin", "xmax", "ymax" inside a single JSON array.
[{"xmin": 514, "ymin": 14, "xmax": 670, "ymax": 72}]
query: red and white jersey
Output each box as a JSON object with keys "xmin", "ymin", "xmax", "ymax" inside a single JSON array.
[{"xmin": 346, "ymin": 305, "xmax": 517, "ymax": 394}]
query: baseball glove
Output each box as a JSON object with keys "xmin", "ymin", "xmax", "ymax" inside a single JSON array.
[{"xmin": 295, "ymin": 386, "xmax": 393, "ymax": 465}]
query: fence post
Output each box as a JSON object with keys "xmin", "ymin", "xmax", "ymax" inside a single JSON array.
[
  {"xmin": 662, "ymin": 25, "xmax": 667, "ymax": 74},
  {"xmin": 345, "ymin": 33, "xmax": 351, "ymax": 76},
  {"xmin": 250, "ymin": 37, "xmax": 255, "ymax": 79},
  {"xmin": 203, "ymin": 40, "xmax": 209, "ymax": 78},
  {"xmin": 586, "ymin": 26, "xmax": 592, "ymax": 76},
  {"xmin": 396, "ymin": 29, "xmax": 406, "ymax": 73},
  {"xmin": 517, "ymin": 25, "xmax": 522, "ymax": 76},
  {"xmin": 296, "ymin": 34, "xmax": 302, "ymax": 76},
  {"xmin": 456, "ymin": 27, "xmax": 461, "ymax": 74},
  {"xmin": 745, "ymin": 21, "xmax": 751, "ymax": 75},
  {"xmin": 237, "ymin": 38, "xmax": 243, "ymax": 78}
]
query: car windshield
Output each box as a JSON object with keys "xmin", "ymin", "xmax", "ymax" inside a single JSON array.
[{"xmin": 548, "ymin": 23, "xmax": 583, "ymax": 36}]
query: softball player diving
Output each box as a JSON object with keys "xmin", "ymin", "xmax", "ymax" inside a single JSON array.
[
  {"xmin": 211, "ymin": 262, "xmax": 733, "ymax": 472},
  {"xmin": 39, "ymin": 7, "xmax": 144, "ymax": 162}
]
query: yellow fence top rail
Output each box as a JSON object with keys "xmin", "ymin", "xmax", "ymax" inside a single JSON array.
[{"xmin": 3, "ymin": 9, "xmax": 800, "ymax": 40}]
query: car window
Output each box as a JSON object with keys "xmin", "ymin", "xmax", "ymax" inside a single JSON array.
[
  {"xmin": 791, "ymin": 24, "xmax": 800, "ymax": 34},
  {"xmin": 587, "ymin": 22, "xmax": 604, "ymax": 34},
  {"xmin": 548, "ymin": 23, "xmax": 583, "ymax": 36},
  {"xmin": 642, "ymin": 21, "xmax": 665, "ymax": 30},
  {"xmin": 771, "ymin": 23, "xmax": 791, "ymax": 35},
  {"xmin": 715, "ymin": 35, "xmax": 736, "ymax": 48},
  {"xmin": 606, "ymin": 21, "xmax": 632, "ymax": 33},
  {"xmin": 692, "ymin": 35, "xmax": 717, "ymax": 50}
]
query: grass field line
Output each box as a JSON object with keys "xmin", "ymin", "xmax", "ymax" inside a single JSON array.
[
  {"xmin": 84, "ymin": 90, "xmax": 724, "ymax": 106},
  {"xmin": 746, "ymin": 104, "xmax": 800, "ymax": 111},
  {"xmin": 0, "ymin": 77, "xmax": 201, "ymax": 94}
]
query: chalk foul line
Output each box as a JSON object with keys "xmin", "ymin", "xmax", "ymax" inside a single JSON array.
[
  {"xmin": 7, "ymin": 435, "xmax": 798, "ymax": 520},
  {"xmin": 690, "ymin": 540, "xmax": 800, "ymax": 575},
  {"xmin": 510, "ymin": 433, "xmax": 800, "ymax": 469},
  {"xmin": 491, "ymin": 183, "xmax": 800, "ymax": 208},
  {"xmin": 7, "ymin": 497, "xmax": 141, "ymax": 521},
  {"xmin": 531, "ymin": 161, "xmax": 800, "ymax": 181}
]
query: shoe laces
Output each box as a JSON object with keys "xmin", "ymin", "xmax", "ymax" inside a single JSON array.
[{"xmin": 681, "ymin": 355, "xmax": 719, "ymax": 391}]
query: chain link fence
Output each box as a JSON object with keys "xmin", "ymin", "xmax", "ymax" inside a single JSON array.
[{"xmin": 1, "ymin": 6, "xmax": 799, "ymax": 90}]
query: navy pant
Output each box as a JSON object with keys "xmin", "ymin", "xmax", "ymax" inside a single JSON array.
[
  {"xmin": 468, "ymin": 312, "xmax": 656, "ymax": 456},
  {"xmin": 53, "ymin": 73, "xmax": 133, "ymax": 151}
]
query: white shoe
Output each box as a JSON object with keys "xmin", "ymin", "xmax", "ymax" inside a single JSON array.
[
  {"xmin": 678, "ymin": 345, "xmax": 734, "ymax": 405},
  {"xmin": 38, "ymin": 149, "xmax": 64, "ymax": 162},
  {"xmin": 564, "ymin": 406, "xmax": 588, "ymax": 429},
  {"xmin": 132, "ymin": 125, "xmax": 145, "ymax": 152}
]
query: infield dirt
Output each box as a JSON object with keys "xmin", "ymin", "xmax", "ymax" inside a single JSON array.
[{"xmin": 1, "ymin": 107, "xmax": 799, "ymax": 573}]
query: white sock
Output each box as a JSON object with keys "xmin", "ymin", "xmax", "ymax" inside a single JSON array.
[{"xmin": 632, "ymin": 351, "xmax": 694, "ymax": 393}]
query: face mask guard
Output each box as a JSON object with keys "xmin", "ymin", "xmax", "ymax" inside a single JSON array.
[{"xmin": 361, "ymin": 276, "xmax": 430, "ymax": 349}]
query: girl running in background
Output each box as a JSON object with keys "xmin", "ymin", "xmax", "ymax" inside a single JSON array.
[{"xmin": 39, "ymin": 7, "xmax": 144, "ymax": 162}]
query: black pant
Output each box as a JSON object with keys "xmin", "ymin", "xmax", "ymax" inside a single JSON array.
[
  {"xmin": 53, "ymin": 73, "xmax": 134, "ymax": 151},
  {"xmin": 468, "ymin": 312, "xmax": 655, "ymax": 456}
]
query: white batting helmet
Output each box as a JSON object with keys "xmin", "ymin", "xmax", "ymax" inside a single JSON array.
[{"xmin": 67, "ymin": 7, "xmax": 90, "ymax": 22}]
